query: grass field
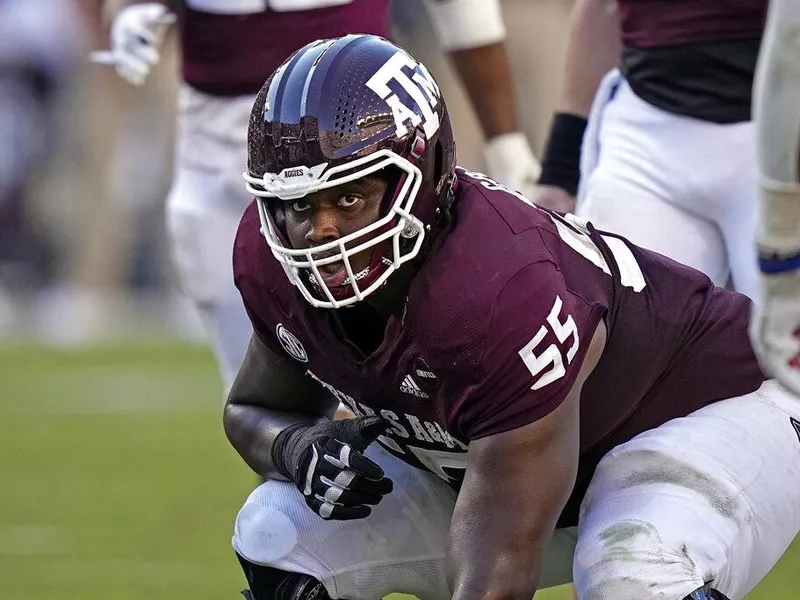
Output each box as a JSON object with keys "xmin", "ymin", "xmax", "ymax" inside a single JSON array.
[{"xmin": 1, "ymin": 343, "xmax": 796, "ymax": 600}]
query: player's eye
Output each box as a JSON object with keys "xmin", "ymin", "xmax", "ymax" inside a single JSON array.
[
  {"xmin": 338, "ymin": 195, "xmax": 362, "ymax": 209},
  {"xmin": 290, "ymin": 200, "xmax": 311, "ymax": 213}
]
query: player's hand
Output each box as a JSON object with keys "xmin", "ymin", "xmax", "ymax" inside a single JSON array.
[
  {"xmin": 529, "ymin": 184, "xmax": 576, "ymax": 214},
  {"xmin": 483, "ymin": 132, "xmax": 542, "ymax": 203},
  {"xmin": 271, "ymin": 416, "xmax": 393, "ymax": 520},
  {"xmin": 750, "ymin": 254, "xmax": 800, "ymax": 396},
  {"xmin": 95, "ymin": 3, "xmax": 176, "ymax": 86}
]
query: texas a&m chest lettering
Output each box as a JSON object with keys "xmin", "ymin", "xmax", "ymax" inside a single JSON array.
[{"xmin": 304, "ymin": 369, "xmax": 468, "ymax": 481}]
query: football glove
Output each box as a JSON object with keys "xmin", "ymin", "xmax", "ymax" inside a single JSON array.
[
  {"xmin": 271, "ymin": 416, "xmax": 393, "ymax": 520},
  {"xmin": 483, "ymin": 132, "xmax": 541, "ymax": 202},
  {"xmin": 92, "ymin": 3, "xmax": 176, "ymax": 86},
  {"xmin": 750, "ymin": 182, "xmax": 800, "ymax": 396}
]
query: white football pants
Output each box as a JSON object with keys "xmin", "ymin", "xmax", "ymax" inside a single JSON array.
[
  {"xmin": 233, "ymin": 380, "xmax": 800, "ymax": 599},
  {"xmin": 577, "ymin": 71, "xmax": 760, "ymax": 304},
  {"xmin": 166, "ymin": 84, "xmax": 256, "ymax": 390}
]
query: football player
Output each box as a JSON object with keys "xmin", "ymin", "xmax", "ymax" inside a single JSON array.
[
  {"xmin": 225, "ymin": 36, "xmax": 800, "ymax": 600},
  {"xmin": 93, "ymin": 0, "xmax": 539, "ymax": 392},
  {"xmin": 533, "ymin": 0, "xmax": 766, "ymax": 303},
  {"xmin": 749, "ymin": 0, "xmax": 800, "ymax": 395}
]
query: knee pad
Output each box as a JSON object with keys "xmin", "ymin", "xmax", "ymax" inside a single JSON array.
[
  {"xmin": 236, "ymin": 553, "xmax": 332, "ymax": 600},
  {"xmin": 684, "ymin": 584, "xmax": 730, "ymax": 600}
]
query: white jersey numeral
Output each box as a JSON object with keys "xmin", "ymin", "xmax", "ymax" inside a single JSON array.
[
  {"xmin": 547, "ymin": 295, "xmax": 579, "ymax": 362},
  {"xmin": 519, "ymin": 295, "xmax": 579, "ymax": 391},
  {"xmin": 366, "ymin": 51, "xmax": 441, "ymax": 140}
]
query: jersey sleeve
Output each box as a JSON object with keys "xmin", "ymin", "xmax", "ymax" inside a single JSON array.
[{"xmin": 457, "ymin": 260, "xmax": 606, "ymax": 440}]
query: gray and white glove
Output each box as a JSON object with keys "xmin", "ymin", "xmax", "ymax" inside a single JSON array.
[
  {"xmin": 271, "ymin": 416, "xmax": 393, "ymax": 520},
  {"xmin": 483, "ymin": 132, "xmax": 542, "ymax": 202},
  {"xmin": 91, "ymin": 3, "xmax": 176, "ymax": 85},
  {"xmin": 750, "ymin": 182, "xmax": 800, "ymax": 396}
]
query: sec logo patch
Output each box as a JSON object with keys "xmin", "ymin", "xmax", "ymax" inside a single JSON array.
[{"xmin": 276, "ymin": 324, "xmax": 308, "ymax": 363}]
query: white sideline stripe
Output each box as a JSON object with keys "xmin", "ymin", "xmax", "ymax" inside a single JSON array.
[
  {"xmin": 0, "ymin": 396, "xmax": 217, "ymax": 416},
  {"xmin": 0, "ymin": 524, "xmax": 67, "ymax": 556},
  {"xmin": 0, "ymin": 372, "xmax": 223, "ymax": 415}
]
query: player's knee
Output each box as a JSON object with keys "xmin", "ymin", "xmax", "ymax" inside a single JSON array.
[
  {"xmin": 233, "ymin": 483, "xmax": 302, "ymax": 568},
  {"xmin": 236, "ymin": 553, "xmax": 332, "ymax": 600},
  {"xmin": 574, "ymin": 517, "xmax": 712, "ymax": 599},
  {"xmin": 579, "ymin": 571, "xmax": 723, "ymax": 599}
]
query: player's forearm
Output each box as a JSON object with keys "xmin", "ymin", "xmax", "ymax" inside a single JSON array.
[
  {"xmin": 447, "ymin": 501, "xmax": 545, "ymax": 600},
  {"xmin": 223, "ymin": 334, "xmax": 336, "ymax": 478},
  {"xmin": 223, "ymin": 402, "xmax": 325, "ymax": 479},
  {"xmin": 537, "ymin": 0, "xmax": 618, "ymax": 195},
  {"xmin": 448, "ymin": 542, "xmax": 543, "ymax": 600},
  {"xmin": 448, "ymin": 43, "xmax": 519, "ymax": 139},
  {"xmin": 557, "ymin": 0, "xmax": 620, "ymax": 117},
  {"xmin": 423, "ymin": 0, "xmax": 516, "ymax": 139}
]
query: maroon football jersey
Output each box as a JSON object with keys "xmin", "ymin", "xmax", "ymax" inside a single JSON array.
[
  {"xmin": 618, "ymin": 0, "xmax": 766, "ymax": 47},
  {"xmin": 233, "ymin": 169, "xmax": 764, "ymax": 525},
  {"xmin": 178, "ymin": 1, "xmax": 390, "ymax": 96}
]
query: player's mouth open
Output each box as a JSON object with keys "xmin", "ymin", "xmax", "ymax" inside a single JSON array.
[{"xmin": 318, "ymin": 261, "xmax": 349, "ymax": 287}]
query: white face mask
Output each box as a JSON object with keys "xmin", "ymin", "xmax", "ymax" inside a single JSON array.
[{"xmin": 244, "ymin": 149, "xmax": 427, "ymax": 308}]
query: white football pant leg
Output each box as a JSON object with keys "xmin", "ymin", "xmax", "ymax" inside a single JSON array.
[
  {"xmin": 234, "ymin": 445, "xmax": 455, "ymax": 600},
  {"xmin": 233, "ymin": 445, "xmax": 578, "ymax": 599},
  {"xmin": 580, "ymin": 166, "xmax": 728, "ymax": 286},
  {"xmin": 578, "ymin": 79, "xmax": 759, "ymax": 300},
  {"xmin": 166, "ymin": 85, "xmax": 255, "ymax": 391},
  {"xmin": 719, "ymin": 176, "xmax": 760, "ymax": 305},
  {"xmin": 574, "ymin": 380, "xmax": 800, "ymax": 599},
  {"xmin": 166, "ymin": 163, "xmax": 252, "ymax": 391}
]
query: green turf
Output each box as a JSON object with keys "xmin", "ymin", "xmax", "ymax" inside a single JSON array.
[{"xmin": 0, "ymin": 343, "xmax": 796, "ymax": 599}]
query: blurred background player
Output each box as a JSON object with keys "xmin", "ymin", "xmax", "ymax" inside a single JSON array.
[
  {"xmin": 533, "ymin": 0, "xmax": 767, "ymax": 302},
  {"xmin": 0, "ymin": 0, "xmax": 84, "ymax": 331},
  {"xmin": 750, "ymin": 0, "xmax": 800, "ymax": 395},
  {"xmin": 0, "ymin": 1, "xmax": 797, "ymax": 598},
  {"xmin": 93, "ymin": 0, "xmax": 541, "ymax": 391}
]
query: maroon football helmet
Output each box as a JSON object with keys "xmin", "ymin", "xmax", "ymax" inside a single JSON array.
[{"xmin": 244, "ymin": 34, "xmax": 456, "ymax": 308}]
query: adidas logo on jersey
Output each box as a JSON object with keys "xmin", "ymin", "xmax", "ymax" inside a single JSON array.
[{"xmin": 401, "ymin": 374, "xmax": 429, "ymax": 398}]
